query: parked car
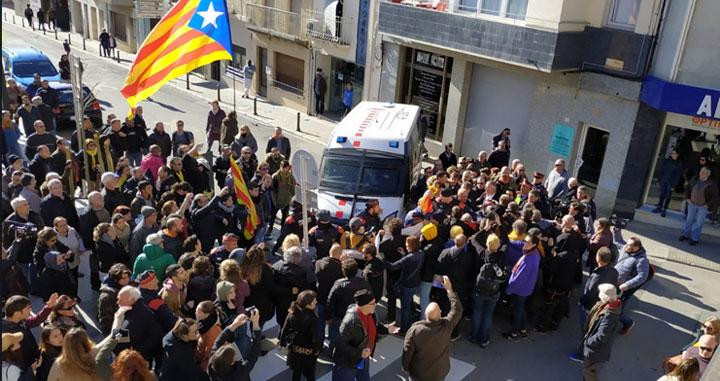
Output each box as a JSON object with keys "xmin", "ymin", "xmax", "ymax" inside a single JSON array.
[
  {"xmin": 49, "ymin": 81, "xmax": 103, "ymax": 129},
  {"xmin": 2, "ymin": 46, "xmax": 62, "ymax": 88}
]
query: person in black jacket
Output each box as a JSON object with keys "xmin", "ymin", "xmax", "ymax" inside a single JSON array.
[
  {"xmin": 265, "ymin": 127, "xmax": 291, "ymax": 159},
  {"xmin": 332, "ymin": 290, "xmax": 378, "ymax": 380},
  {"xmin": 93, "ymin": 222, "xmax": 129, "ymax": 272},
  {"xmin": 147, "ymin": 122, "xmax": 173, "ymax": 161},
  {"xmin": 326, "ymin": 259, "xmax": 370, "ymax": 353},
  {"xmin": 213, "ymin": 146, "xmax": 233, "ymax": 189},
  {"xmin": 208, "ymin": 310, "xmax": 263, "ymax": 381},
  {"xmin": 138, "ymin": 270, "xmax": 179, "ymax": 333},
  {"xmin": 362, "ymin": 245, "xmax": 385, "ymax": 309},
  {"xmin": 79, "ymin": 192, "xmax": 111, "ymax": 290},
  {"xmin": 314, "ymin": 243, "xmax": 343, "ymax": 349},
  {"xmin": 487, "ymin": 140, "xmax": 510, "ymax": 169},
  {"xmin": 3, "ymin": 197, "xmax": 44, "ymax": 290},
  {"xmin": 273, "ymin": 246, "xmax": 315, "ymax": 331},
  {"xmin": 121, "ymin": 117, "xmax": 148, "ymax": 167},
  {"xmin": 578, "ymin": 247, "xmax": 619, "ymax": 329},
  {"xmin": 439, "ymin": 143, "xmax": 457, "ymax": 170},
  {"xmin": 41, "ymin": 179, "xmax": 80, "ymax": 229},
  {"xmin": 378, "ymin": 218, "xmax": 405, "ymax": 324},
  {"xmin": 417, "ymin": 223, "xmax": 443, "ymax": 321},
  {"xmin": 435, "ymin": 234, "xmax": 474, "ymax": 339},
  {"xmin": 190, "ymin": 190, "xmax": 226, "ymax": 252},
  {"xmin": 240, "ymin": 245, "xmax": 286, "ymax": 328},
  {"xmin": 115, "ymin": 286, "xmax": 164, "ymax": 368},
  {"xmin": 159, "ymin": 317, "xmax": 210, "ymax": 381},
  {"xmin": 186, "ymin": 256, "xmax": 216, "ymax": 310},
  {"xmin": 280, "ymin": 290, "xmax": 322, "ymax": 381},
  {"xmin": 384, "ymin": 236, "xmax": 424, "ymax": 335}
]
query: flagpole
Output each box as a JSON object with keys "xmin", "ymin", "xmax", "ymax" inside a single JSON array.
[{"xmin": 232, "ymin": 61, "xmax": 236, "ymax": 115}]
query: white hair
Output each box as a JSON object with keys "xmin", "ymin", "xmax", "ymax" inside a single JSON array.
[
  {"xmin": 101, "ymin": 172, "xmax": 116, "ymax": 186},
  {"xmin": 45, "ymin": 172, "xmax": 60, "ymax": 181},
  {"xmin": 47, "ymin": 178, "xmax": 62, "ymax": 188},
  {"xmin": 119, "ymin": 285, "xmax": 142, "ymax": 302},
  {"xmin": 88, "ymin": 191, "xmax": 103, "ymax": 201},
  {"xmin": 10, "ymin": 197, "xmax": 28, "ymax": 211},
  {"xmin": 283, "ymin": 246, "xmax": 303, "ymax": 265}
]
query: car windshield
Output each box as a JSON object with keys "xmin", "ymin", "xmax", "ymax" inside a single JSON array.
[
  {"xmin": 320, "ymin": 150, "xmax": 405, "ymax": 197},
  {"xmin": 12, "ymin": 60, "xmax": 58, "ymax": 77},
  {"xmin": 57, "ymin": 87, "xmax": 92, "ymax": 104}
]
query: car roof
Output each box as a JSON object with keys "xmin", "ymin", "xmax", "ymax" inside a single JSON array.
[
  {"xmin": 47, "ymin": 81, "xmax": 91, "ymax": 92},
  {"xmin": 2, "ymin": 46, "xmax": 51, "ymax": 61}
]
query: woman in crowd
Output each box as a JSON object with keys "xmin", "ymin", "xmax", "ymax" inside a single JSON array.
[
  {"xmin": 53, "ymin": 217, "xmax": 89, "ymax": 290},
  {"xmin": 272, "ymin": 246, "xmax": 314, "ymax": 330},
  {"xmin": 587, "ymin": 217, "xmax": 613, "ymax": 269},
  {"xmin": 215, "ymin": 281, "xmax": 237, "ymax": 328},
  {"xmin": 280, "ymin": 290, "xmax": 321, "ymax": 381},
  {"xmin": 664, "ymin": 316, "xmax": 720, "ymax": 372},
  {"xmin": 503, "ymin": 229, "xmax": 541, "ymax": 341},
  {"xmin": 158, "ymin": 318, "xmax": 209, "ymax": 381},
  {"xmin": 658, "ymin": 358, "xmax": 700, "ymax": 381},
  {"xmin": 112, "ymin": 213, "xmax": 132, "ymax": 254},
  {"xmin": 187, "ymin": 256, "xmax": 216, "ymax": 309},
  {"xmin": 2, "ymin": 332, "xmax": 41, "ymax": 381},
  {"xmin": 240, "ymin": 245, "xmax": 284, "ymax": 328},
  {"xmin": 36, "ymin": 326, "xmax": 64, "ymax": 381},
  {"xmin": 219, "ymin": 259, "xmax": 250, "ymax": 315},
  {"xmin": 196, "ymin": 301, "xmax": 222, "ymax": 371},
  {"xmin": 110, "ymin": 349, "xmax": 157, "ymax": 381},
  {"xmin": 47, "ymin": 295, "xmax": 85, "ymax": 334},
  {"xmin": 93, "ymin": 222, "xmax": 129, "ymax": 272}
]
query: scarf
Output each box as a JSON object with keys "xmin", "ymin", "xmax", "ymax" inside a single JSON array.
[
  {"xmin": 85, "ymin": 148, "xmax": 98, "ymax": 169},
  {"xmin": 100, "ymin": 233, "xmax": 115, "ymax": 247},
  {"xmin": 198, "ymin": 309, "xmax": 218, "ymax": 335},
  {"xmin": 175, "ymin": 170, "xmax": 184, "ymax": 182},
  {"xmin": 218, "ymin": 202, "xmax": 235, "ymax": 213},
  {"xmin": 583, "ymin": 299, "xmax": 622, "ymax": 340},
  {"xmin": 162, "ymin": 278, "xmax": 186, "ymax": 299}
]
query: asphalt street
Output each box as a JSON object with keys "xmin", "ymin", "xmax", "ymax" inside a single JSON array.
[
  {"xmin": 2, "ymin": 23, "xmax": 326, "ymax": 162},
  {"xmin": 4, "ymin": 21, "xmax": 719, "ymax": 381}
]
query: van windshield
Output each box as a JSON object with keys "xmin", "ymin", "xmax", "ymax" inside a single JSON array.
[
  {"xmin": 13, "ymin": 61, "xmax": 58, "ymax": 77},
  {"xmin": 320, "ymin": 150, "xmax": 406, "ymax": 197}
]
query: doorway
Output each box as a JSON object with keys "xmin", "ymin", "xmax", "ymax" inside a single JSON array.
[
  {"xmin": 211, "ymin": 61, "xmax": 221, "ymax": 81},
  {"xmin": 576, "ymin": 126, "xmax": 609, "ymax": 190},
  {"xmin": 258, "ymin": 47, "xmax": 267, "ymax": 97}
]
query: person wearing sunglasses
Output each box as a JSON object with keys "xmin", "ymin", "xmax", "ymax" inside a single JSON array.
[
  {"xmin": 664, "ymin": 316, "xmax": 720, "ymax": 373},
  {"xmin": 680, "ymin": 334, "xmax": 718, "ymax": 377}
]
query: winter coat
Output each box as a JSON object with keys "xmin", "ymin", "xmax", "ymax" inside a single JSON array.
[
  {"xmin": 272, "ymin": 260, "xmax": 315, "ymax": 324},
  {"xmin": 580, "ymin": 265, "xmax": 619, "ymax": 310},
  {"xmin": 315, "ymin": 257, "xmax": 343, "ymax": 304},
  {"xmin": 197, "ymin": 317, "xmax": 222, "ymax": 372},
  {"xmin": 280, "ymin": 308, "xmax": 321, "ymax": 370},
  {"xmin": 159, "ymin": 229, "xmax": 184, "ymax": 260},
  {"xmin": 245, "ymin": 265, "xmax": 284, "ymax": 324},
  {"xmin": 159, "ymin": 278, "xmax": 188, "ymax": 318},
  {"xmin": 1, "ymin": 305, "xmax": 52, "ymax": 368},
  {"xmin": 402, "ymin": 290, "xmax": 463, "ymax": 381},
  {"xmin": 172, "ymin": 130, "xmax": 195, "ymax": 156},
  {"xmin": 158, "ymin": 331, "xmax": 210, "ymax": 381},
  {"xmin": 97, "ymin": 279, "xmax": 121, "ymax": 335},
  {"xmin": 506, "ymin": 249, "xmax": 540, "ymax": 297},
  {"xmin": 265, "ymin": 136, "xmax": 291, "ymax": 159},
  {"xmin": 41, "ymin": 193, "xmax": 80, "ymax": 229},
  {"xmin": 271, "ymin": 170, "xmax": 296, "ymax": 208},
  {"xmin": 95, "ymin": 238, "xmax": 129, "ymax": 272},
  {"xmin": 232, "ymin": 133, "xmax": 258, "ymax": 155},
  {"xmin": 386, "ymin": 250, "xmax": 424, "ymax": 288},
  {"xmin": 545, "ymin": 249, "xmax": 577, "ymax": 292},
  {"xmin": 363, "ymin": 257, "xmax": 386, "ymax": 302},
  {"xmin": 132, "ymin": 243, "xmax": 176, "ymax": 282},
  {"xmin": 333, "ymin": 305, "xmax": 376, "ymax": 369},
  {"xmin": 122, "ymin": 124, "xmax": 148, "ymax": 153},
  {"xmin": 47, "ymin": 337, "xmax": 117, "ymax": 381},
  {"xmin": 102, "ymin": 188, "xmax": 126, "ymax": 216},
  {"xmin": 221, "ymin": 116, "xmax": 238, "ymax": 146},
  {"xmin": 187, "ymin": 274, "xmax": 216, "ymax": 308},
  {"xmin": 115, "ymin": 301, "xmax": 164, "ymax": 364},
  {"xmin": 419, "ymin": 238, "xmax": 443, "ymax": 283},
  {"xmin": 206, "ymin": 109, "xmax": 226, "ymax": 140},
  {"xmin": 190, "ymin": 195, "xmax": 221, "ymax": 253},
  {"xmin": 326, "ymin": 276, "xmax": 371, "ymax": 320},
  {"xmin": 141, "ymin": 153, "xmax": 164, "ymax": 182},
  {"xmin": 208, "ymin": 326, "xmax": 263, "ymax": 381},
  {"xmin": 436, "ymin": 245, "xmax": 475, "ymax": 291},
  {"xmin": 657, "ymin": 157, "xmax": 684, "ymax": 186},
  {"xmin": 582, "ymin": 300, "xmax": 622, "ymax": 363},
  {"xmin": 147, "ymin": 130, "xmax": 172, "ymax": 159},
  {"xmin": 140, "ymin": 287, "xmax": 178, "ymax": 332},
  {"xmin": 2, "ymin": 211, "xmax": 43, "ymax": 263},
  {"xmin": 614, "ymin": 246, "xmax": 650, "ymax": 292}
]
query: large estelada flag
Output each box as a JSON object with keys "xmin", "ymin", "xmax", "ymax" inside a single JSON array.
[
  {"xmin": 229, "ymin": 157, "xmax": 259, "ymax": 240},
  {"xmin": 121, "ymin": 0, "xmax": 232, "ymax": 109}
]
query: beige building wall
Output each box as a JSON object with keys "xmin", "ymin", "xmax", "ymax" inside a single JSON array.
[{"xmin": 254, "ymin": 34, "xmax": 312, "ymax": 113}]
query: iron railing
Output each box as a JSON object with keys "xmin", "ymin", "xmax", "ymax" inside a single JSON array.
[
  {"xmin": 304, "ymin": 9, "xmax": 353, "ymax": 45},
  {"xmin": 246, "ymin": 3, "xmax": 304, "ymax": 40}
]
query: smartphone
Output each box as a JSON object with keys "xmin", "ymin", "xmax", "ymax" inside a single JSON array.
[
  {"xmin": 245, "ymin": 306, "xmax": 257, "ymax": 315},
  {"xmin": 431, "ymin": 274, "xmax": 445, "ymax": 289}
]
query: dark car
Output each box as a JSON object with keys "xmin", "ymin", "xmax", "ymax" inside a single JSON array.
[{"xmin": 49, "ymin": 81, "xmax": 103, "ymax": 129}]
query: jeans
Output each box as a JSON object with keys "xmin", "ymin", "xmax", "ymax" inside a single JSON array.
[
  {"xmin": 332, "ymin": 359, "xmax": 370, "ymax": 381},
  {"xmin": 328, "ymin": 318, "xmax": 341, "ymax": 354},
  {"xmin": 126, "ymin": 151, "xmax": 143, "ymax": 167},
  {"xmin": 400, "ymin": 286, "xmax": 419, "ymax": 334},
  {"xmin": 253, "ymin": 225, "xmax": 268, "ymax": 245},
  {"xmin": 235, "ymin": 323, "xmax": 251, "ymax": 357},
  {"xmin": 582, "ymin": 360, "xmax": 604, "ymax": 381},
  {"xmin": 511, "ymin": 294, "xmax": 528, "ymax": 332},
  {"xmin": 316, "ymin": 304, "xmax": 327, "ymax": 347},
  {"xmin": 206, "ymin": 137, "xmax": 219, "ymax": 154},
  {"xmin": 656, "ymin": 182, "xmax": 673, "ymax": 210},
  {"xmin": 682, "ymin": 202, "xmax": 708, "ymax": 241},
  {"xmin": 471, "ymin": 292, "xmax": 499, "ymax": 343},
  {"xmin": 419, "ymin": 282, "xmax": 431, "ymax": 320},
  {"xmin": 578, "ymin": 302, "xmax": 589, "ymax": 332},
  {"xmin": 619, "ymin": 293, "xmax": 634, "ymax": 329},
  {"xmin": 315, "ymin": 94, "xmax": 325, "ymax": 114}
]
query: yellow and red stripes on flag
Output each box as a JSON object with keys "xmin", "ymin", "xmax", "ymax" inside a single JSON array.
[
  {"xmin": 120, "ymin": 0, "xmax": 231, "ymax": 109},
  {"xmin": 229, "ymin": 157, "xmax": 259, "ymax": 240}
]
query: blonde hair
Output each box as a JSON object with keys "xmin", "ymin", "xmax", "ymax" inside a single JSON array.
[
  {"xmin": 486, "ymin": 234, "xmax": 500, "ymax": 252},
  {"xmin": 219, "ymin": 259, "xmax": 242, "ymax": 285},
  {"xmin": 282, "ymin": 234, "xmax": 301, "ymax": 252},
  {"xmin": 56, "ymin": 328, "xmax": 96, "ymax": 378},
  {"xmin": 704, "ymin": 316, "xmax": 720, "ymax": 337},
  {"xmin": 93, "ymin": 223, "xmax": 112, "ymax": 242}
]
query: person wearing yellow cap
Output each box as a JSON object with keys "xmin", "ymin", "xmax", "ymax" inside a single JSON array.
[{"xmin": 418, "ymin": 222, "xmax": 443, "ymax": 320}]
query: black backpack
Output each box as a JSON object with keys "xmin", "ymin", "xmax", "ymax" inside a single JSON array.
[{"xmin": 475, "ymin": 259, "xmax": 506, "ymax": 297}]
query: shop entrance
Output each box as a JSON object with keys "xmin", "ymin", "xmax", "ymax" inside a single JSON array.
[
  {"xmin": 576, "ymin": 126, "xmax": 609, "ymax": 190},
  {"xmin": 400, "ymin": 48, "xmax": 452, "ymax": 141},
  {"xmin": 644, "ymin": 124, "xmax": 719, "ymax": 211},
  {"xmin": 329, "ymin": 58, "xmax": 364, "ymax": 115}
]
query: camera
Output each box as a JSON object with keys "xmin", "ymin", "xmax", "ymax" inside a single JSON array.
[
  {"xmin": 245, "ymin": 306, "xmax": 257, "ymax": 316},
  {"xmin": 609, "ymin": 214, "xmax": 629, "ymax": 229},
  {"xmin": 7, "ymin": 221, "xmax": 38, "ymax": 240}
]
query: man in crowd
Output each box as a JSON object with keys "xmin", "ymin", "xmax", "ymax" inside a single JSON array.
[
  {"xmin": 2, "ymin": 293, "xmax": 59, "ymax": 369},
  {"xmin": 40, "ymin": 178, "xmax": 79, "ymax": 229},
  {"xmin": 129, "ymin": 206, "xmax": 160, "ymax": 260},
  {"xmin": 546, "ymin": 159, "xmax": 569, "ymax": 200},
  {"xmin": 682, "ymin": 334, "xmax": 717, "ymax": 376},
  {"xmin": 581, "ymin": 283, "xmax": 622, "ymax": 381},
  {"xmin": 24, "ymin": 120, "xmax": 56, "ymax": 161},
  {"xmin": 97, "ymin": 263, "xmax": 131, "ymax": 335},
  {"xmin": 332, "ymin": 289, "xmax": 378, "ymax": 380},
  {"xmin": 115, "ymin": 285, "xmax": 165, "ymax": 364},
  {"xmin": 679, "ymin": 166, "xmax": 718, "ymax": 246},
  {"xmin": 614, "ymin": 234, "xmax": 650, "ymax": 335}
]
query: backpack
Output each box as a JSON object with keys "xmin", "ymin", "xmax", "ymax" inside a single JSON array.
[{"xmin": 474, "ymin": 255, "xmax": 506, "ymax": 297}]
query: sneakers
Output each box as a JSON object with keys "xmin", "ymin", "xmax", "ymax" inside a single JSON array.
[
  {"xmin": 568, "ymin": 352, "xmax": 584, "ymax": 363},
  {"xmin": 678, "ymin": 235, "xmax": 689, "ymax": 242},
  {"xmin": 689, "ymin": 240, "xmax": 699, "ymax": 246},
  {"xmin": 502, "ymin": 331, "xmax": 519, "ymax": 341},
  {"xmin": 480, "ymin": 340, "xmax": 490, "ymax": 348},
  {"xmin": 450, "ymin": 333, "xmax": 462, "ymax": 342},
  {"xmin": 518, "ymin": 330, "xmax": 528, "ymax": 338},
  {"xmin": 620, "ymin": 321, "xmax": 635, "ymax": 336}
]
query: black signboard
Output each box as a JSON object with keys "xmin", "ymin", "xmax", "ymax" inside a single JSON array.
[{"xmin": 412, "ymin": 69, "xmax": 443, "ymax": 135}]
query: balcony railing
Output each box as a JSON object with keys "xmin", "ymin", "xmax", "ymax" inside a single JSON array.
[
  {"xmin": 305, "ymin": 9, "xmax": 354, "ymax": 46},
  {"xmin": 246, "ymin": 3, "xmax": 304, "ymax": 41}
]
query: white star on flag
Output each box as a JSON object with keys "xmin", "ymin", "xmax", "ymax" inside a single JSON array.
[{"xmin": 197, "ymin": 2, "xmax": 223, "ymax": 29}]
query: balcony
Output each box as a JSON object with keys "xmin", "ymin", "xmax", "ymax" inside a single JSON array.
[
  {"xmin": 246, "ymin": 3, "xmax": 305, "ymax": 42},
  {"xmin": 305, "ymin": 9, "xmax": 354, "ymax": 46}
]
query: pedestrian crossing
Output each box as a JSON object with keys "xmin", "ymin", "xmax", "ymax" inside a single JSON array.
[{"xmin": 250, "ymin": 319, "xmax": 476, "ymax": 381}]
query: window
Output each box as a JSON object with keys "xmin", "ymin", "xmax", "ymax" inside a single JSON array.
[
  {"xmin": 232, "ymin": 45, "xmax": 246, "ymax": 69},
  {"xmin": 319, "ymin": 151, "xmax": 406, "ymax": 196},
  {"xmin": 468, "ymin": 0, "xmax": 527, "ymax": 20},
  {"xmin": 607, "ymin": 0, "xmax": 640, "ymax": 29},
  {"xmin": 274, "ymin": 52, "xmax": 304, "ymax": 95},
  {"xmin": 110, "ymin": 11, "xmax": 127, "ymax": 41}
]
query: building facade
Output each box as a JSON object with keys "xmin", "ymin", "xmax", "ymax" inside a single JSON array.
[{"xmin": 368, "ymin": 0, "xmax": 665, "ymax": 217}]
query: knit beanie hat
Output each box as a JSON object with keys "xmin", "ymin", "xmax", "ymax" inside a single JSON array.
[
  {"xmin": 354, "ymin": 289, "xmax": 374, "ymax": 307},
  {"xmin": 421, "ymin": 223, "xmax": 437, "ymax": 241},
  {"xmin": 216, "ymin": 281, "xmax": 235, "ymax": 302},
  {"xmin": 136, "ymin": 270, "xmax": 157, "ymax": 287}
]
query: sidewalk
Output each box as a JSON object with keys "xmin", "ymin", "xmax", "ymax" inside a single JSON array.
[{"xmin": 2, "ymin": 6, "xmax": 338, "ymax": 146}]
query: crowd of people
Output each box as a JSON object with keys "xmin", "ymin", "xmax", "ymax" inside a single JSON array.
[{"xmin": 1, "ymin": 91, "xmax": 718, "ymax": 381}]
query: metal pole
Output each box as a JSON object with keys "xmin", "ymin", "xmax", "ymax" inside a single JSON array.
[
  {"xmin": 82, "ymin": 37, "xmax": 86, "ymax": 50},
  {"xmin": 13, "ymin": 14, "xmax": 16, "ymax": 24},
  {"xmin": 186, "ymin": 74, "xmax": 190, "ymax": 90},
  {"xmin": 300, "ymin": 156, "xmax": 309, "ymax": 249},
  {"xmin": 99, "ymin": 43, "xmax": 102, "ymax": 56},
  {"xmin": 296, "ymin": 112, "xmax": 301, "ymax": 132},
  {"xmin": 22, "ymin": 17, "xmax": 25, "ymax": 27},
  {"xmin": 253, "ymin": 97, "xmax": 258, "ymax": 115},
  {"xmin": 217, "ymin": 82, "xmax": 221, "ymax": 102},
  {"xmin": 232, "ymin": 69, "xmax": 236, "ymax": 115},
  {"xmin": 68, "ymin": 33, "xmax": 71, "ymax": 44},
  {"xmin": 55, "ymin": 28, "xmax": 58, "ymax": 39},
  {"xmin": 116, "ymin": 50, "xmax": 120, "ymax": 63}
]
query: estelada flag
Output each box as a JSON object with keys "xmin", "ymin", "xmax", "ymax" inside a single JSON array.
[
  {"xmin": 229, "ymin": 157, "xmax": 259, "ymax": 240},
  {"xmin": 121, "ymin": 0, "xmax": 232, "ymax": 110}
]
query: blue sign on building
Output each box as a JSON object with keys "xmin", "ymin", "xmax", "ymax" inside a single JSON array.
[
  {"xmin": 355, "ymin": 0, "xmax": 369, "ymax": 66},
  {"xmin": 641, "ymin": 76, "xmax": 720, "ymax": 120}
]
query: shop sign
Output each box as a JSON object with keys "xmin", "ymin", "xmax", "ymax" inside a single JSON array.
[
  {"xmin": 691, "ymin": 116, "xmax": 720, "ymax": 129},
  {"xmin": 641, "ymin": 76, "xmax": 720, "ymax": 120},
  {"xmin": 549, "ymin": 123, "xmax": 575, "ymax": 158}
]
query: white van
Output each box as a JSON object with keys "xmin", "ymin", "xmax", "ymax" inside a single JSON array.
[{"xmin": 317, "ymin": 102, "xmax": 423, "ymax": 222}]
